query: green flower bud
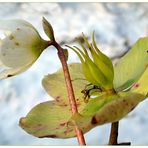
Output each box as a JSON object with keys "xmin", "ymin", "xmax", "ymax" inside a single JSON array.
[
  {"xmin": 0, "ymin": 19, "xmax": 49, "ymax": 79},
  {"xmin": 67, "ymin": 32, "xmax": 114, "ymax": 91},
  {"xmin": 42, "ymin": 17, "xmax": 55, "ymax": 41},
  {"xmin": 66, "ymin": 45, "xmax": 98, "ymax": 86},
  {"xmin": 63, "ymin": 48, "xmax": 69, "ymax": 61}
]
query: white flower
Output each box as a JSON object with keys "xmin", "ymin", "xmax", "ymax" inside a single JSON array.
[{"xmin": 0, "ymin": 19, "xmax": 49, "ymax": 79}]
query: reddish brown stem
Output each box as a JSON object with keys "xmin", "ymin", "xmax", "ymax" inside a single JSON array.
[
  {"xmin": 108, "ymin": 121, "xmax": 119, "ymax": 145},
  {"xmin": 50, "ymin": 41, "xmax": 86, "ymax": 145},
  {"xmin": 108, "ymin": 122, "xmax": 131, "ymax": 145}
]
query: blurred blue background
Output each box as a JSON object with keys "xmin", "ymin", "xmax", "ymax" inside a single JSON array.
[{"xmin": 0, "ymin": 2, "xmax": 148, "ymax": 145}]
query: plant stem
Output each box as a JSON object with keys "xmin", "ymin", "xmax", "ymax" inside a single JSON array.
[
  {"xmin": 50, "ymin": 40, "xmax": 86, "ymax": 145},
  {"xmin": 108, "ymin": 121, "xmax": 119, "ymax": 145}
]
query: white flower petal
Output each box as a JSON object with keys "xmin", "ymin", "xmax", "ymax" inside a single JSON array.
[
  {"xmin": 4, "ymin": 31, "xmax": 12, "ymax": 37},
  {"xmin": 0, "ymin": 19, "xmax": 41, "ymax": 46},
  {"xmin": 0, "ymin": 21, "xmax": 43, "ymax": 68},
  {"xmin": 0, "ymin": 20, "xmax": 42, "ymax": 47},
  {"xmin": 0, "ymin": 61, "xmax": 34, "ymax": 79},
  {"xmin": 0, "ymin": 19, "xmax": 35, "ymax": 32},
  {"xmin": 0, "ymin": 46, "xmax": 37, "ymax": 68},
  {"xmin": 0, "ymin": 19, "xmax": 49, "ymax": 79}
]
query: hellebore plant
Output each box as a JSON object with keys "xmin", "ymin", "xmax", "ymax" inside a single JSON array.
[
  {"xmin": 0, "ymin": 18, "xmax": 148, "ymax": 145},
  {"xmin": 0, "ymin": 18, "xmax": 86, "ymax": 145}
]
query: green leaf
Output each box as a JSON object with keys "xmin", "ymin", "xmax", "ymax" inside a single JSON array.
[
  {"xmin": 131, "ymin": 67, "xmax": 148, "ymax": 96},
  {"xmin": 114, "ymin": 37, "xmax": 148, "ymax": 91},
  {"xmin": 42, "ymin": 17, "xmax": 55, "ymax": 41},
  {"xmin": 20, "ymin": 63, "xmax": 92, "ymax": 139},
  {"xmin": 20, "ymin": 62, "xmax": 147, "ymax": 139},
  {"xmin": 69, "ymin": 92, "xmax": 146, "ymax": 130},
  {"xmin": 20, "ymin": 92, "xmax": 146, "ymax": 138},
  {"xmin": 42, "ymin": 63, "xmax": 89, "ymax": 105},
  {"xmin": 19, "ymin": 100, "xmax": 76, "ymax": 138}
]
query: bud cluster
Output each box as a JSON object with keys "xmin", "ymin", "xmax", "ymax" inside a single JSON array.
[{"xmin": 67, "ymin": 32, "xmax": 114, "ymax": 91}]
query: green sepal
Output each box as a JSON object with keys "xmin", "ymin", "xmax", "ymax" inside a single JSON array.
[
  {"xmin": 42, "ymin": 17, "xmax": 55, "ymax": 41},
  {"xmin": 67, "ymin": 32, "xmax": 115, "ymax": 90},
  {"xmin": 90, "ymin": 33, "xmax": 114, "ymax": 88},
  {"xmin": 63, "ymin": 48, "xmax": 69, "ymax": 61}
]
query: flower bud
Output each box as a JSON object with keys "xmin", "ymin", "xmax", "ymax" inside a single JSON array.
[
  {"xmin": 42, "ymin": 17, "xmax": 55, "ymax": 41},
  {"xmin": 67, "ymin": 32, "xmax": 114, "ymax": 91}
]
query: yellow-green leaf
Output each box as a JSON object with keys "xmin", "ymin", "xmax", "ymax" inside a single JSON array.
[
  {"xmin": 42, "ymin": 63, "xmax": 89, "ymax": 104},
  {"xmin": 114, "ymin": 37, "xmax": 148, "ymax": 91},
  {"xmin": 20, "ymin": 92, "xmax": 146, "ymax": 139},
  {"xmin": 131, "ymin": 67, "xmax": 148, "ymax": 96},
  {"xmin": 69, "ymin": 92, "xmax": 146, "ymax": 130},
  {"xmin": 19, "ymin": 101, "xmax": 75, "ymax": 138}
]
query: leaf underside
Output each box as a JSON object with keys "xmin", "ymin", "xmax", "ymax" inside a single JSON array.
[
  {"xmin": 114, "ymin": 37, "xmax": 148, "ymax": 91},
  {"xmin": 19, "ymin": 92, "xmax": 145, "ymax": 138},
  {"xmin": 19, "ymin": 63, "xmax": 146, "ymax": 138},
  {"xmin": 131, "ymin": 67, "xmax": 148, "ymax": 96}
]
